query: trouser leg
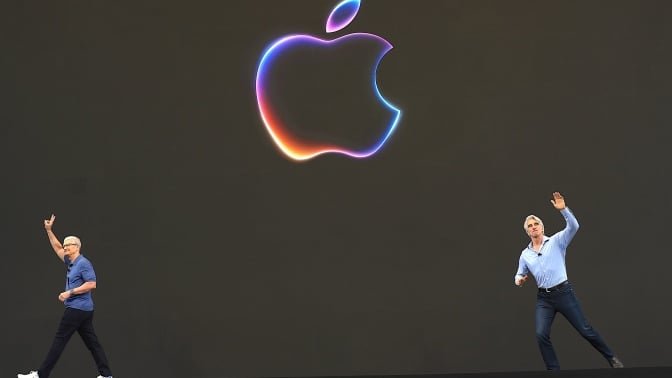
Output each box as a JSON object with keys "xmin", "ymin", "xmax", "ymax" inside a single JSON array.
[
  {"xmin": 38, "ymin": 308, "xmax": 80, "ymax": 378},
  {"xmin": 535, "ymin": 295, "xmax": 560, "ymax": 370},
  {"xmin": 78, "ymin": 310, "xmax": 113, "ymax": 376},
  {"xmin": 557, "ymin": 287, "xmax": 615, "ymax": 360}
]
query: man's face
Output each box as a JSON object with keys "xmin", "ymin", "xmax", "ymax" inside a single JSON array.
[
  {"xmin": 63, "ymin": 240, "xmax": 80, "ymax": 258},
  {"xmin": 526, "ymin": 218, "xmax": 543, "ymax": 238}
]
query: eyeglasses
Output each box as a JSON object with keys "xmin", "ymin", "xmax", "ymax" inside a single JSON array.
[{"xmin": 63, "ymin": 243, "xmax": 80, "ymax": 247}]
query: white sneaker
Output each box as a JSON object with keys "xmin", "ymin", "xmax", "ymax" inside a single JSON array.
[
  {"xmin": 96, "ymin": 376, "xmax": 113, "ymax": 378},
  {"xmin": 17, "ymin": 371, "xmax": 39, "ymax": 378}
]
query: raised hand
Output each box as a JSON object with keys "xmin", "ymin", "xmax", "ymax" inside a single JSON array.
[
  {"xmin": 550, "ymin": 192, "xmax": 566, "ymax": 210},
  {"xmin": 44, "ymin": 214, "xmax": 56, "ymax": 231}
]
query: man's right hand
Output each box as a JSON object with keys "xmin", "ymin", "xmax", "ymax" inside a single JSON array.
[
  {"xmin": 44, "ymin": 214, "xmax": 55, "ymax": 231},
  {"xmin": 516, "ymin": 275, "xmax": 528, "ymax": 286}
]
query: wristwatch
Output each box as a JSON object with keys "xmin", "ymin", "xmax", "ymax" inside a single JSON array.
[{"xmin": 70, "ymin": 289, "xmax": 76, "ymax": 296}]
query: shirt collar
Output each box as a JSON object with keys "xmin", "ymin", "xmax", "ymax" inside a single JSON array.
[
  {"xmin": 66, "ymin": 254, "xmax": 83, "ymax": 265},
  {"xmin": 527, "ymin": 236, "xmax": 550, "ymax": 250}
]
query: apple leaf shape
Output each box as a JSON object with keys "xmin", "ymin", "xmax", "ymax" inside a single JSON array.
[{"xmin": 326, "ymin": 0, "xmax": 361, "ymax": 33}]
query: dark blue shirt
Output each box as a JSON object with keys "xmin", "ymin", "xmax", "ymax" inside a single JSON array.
[{"xmin": 64, "ymin": 255, "xmax": 96, "ymax": 311}]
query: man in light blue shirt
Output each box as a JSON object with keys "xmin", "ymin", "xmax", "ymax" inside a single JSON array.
[{"xmin": 515, "ymin": 192, "xmax": 622, "ymax": 370}]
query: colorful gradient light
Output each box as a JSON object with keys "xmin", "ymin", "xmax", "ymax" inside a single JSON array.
[
  {"xmin": 255, "ymin": 0, "xmax": 402, "ymax": 161},
  {"xmin": 326, "ymin": 0, "xmax": 361, "ymax": 33}
]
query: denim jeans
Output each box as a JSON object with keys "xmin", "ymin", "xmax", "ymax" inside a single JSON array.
[
  {"xmin": 38, "ymin": 307, "xmax": 112, "ymax": 378},
  {"xmin": 535, "ymin": 282, "xmax": 614, "ymax": 370}
]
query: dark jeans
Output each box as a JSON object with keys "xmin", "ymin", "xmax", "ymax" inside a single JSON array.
[
  {"xmin": 38, "ymin": 307, "xmax": 112, "ymax": 378},
  {"xmin": 535, "ymin": 282, "xmax": 614, "ymax": 370}
]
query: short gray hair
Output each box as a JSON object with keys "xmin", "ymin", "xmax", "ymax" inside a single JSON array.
[{"xmin": 64, "ymin": 236, "xmax": 82, "ymax": 248}]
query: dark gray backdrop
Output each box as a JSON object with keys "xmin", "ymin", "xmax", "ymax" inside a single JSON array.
[{"xmin": 2, "ymin": 1, "xmax": 671, "ymax": 377}]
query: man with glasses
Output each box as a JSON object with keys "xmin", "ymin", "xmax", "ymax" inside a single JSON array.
[
  {"xmin": 17, "ymin": 215, "xmax": 113, "ymax": 378},
  {"xmin": 514, "ymin": 192, "xmax": 622, "ymax": 370}
]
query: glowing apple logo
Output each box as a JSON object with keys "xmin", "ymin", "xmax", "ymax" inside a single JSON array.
[{"xmin": 256, "ymin": 0, "xmax": 402, "ymax": 161}]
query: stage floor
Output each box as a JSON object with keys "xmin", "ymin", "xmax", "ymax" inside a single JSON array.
[{"xmin": 271, "ymin": 367, "xmax": 672, "ymax": 378}]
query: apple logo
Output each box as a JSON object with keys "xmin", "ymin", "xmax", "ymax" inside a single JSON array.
[{"xmin": 255, "ymin": 0, "xmax": 402, "ymax": 161}]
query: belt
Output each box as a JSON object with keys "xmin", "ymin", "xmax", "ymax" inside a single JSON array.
[{"xmin": 539, "ymin": 280, "xmax": 569, "ymax": 293}]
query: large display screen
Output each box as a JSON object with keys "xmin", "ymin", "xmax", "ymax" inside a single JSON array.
[{"xmin": 2, "ymin": 1, "xmax": 671, "ymax": 377}]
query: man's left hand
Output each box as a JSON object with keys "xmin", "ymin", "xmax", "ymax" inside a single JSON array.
[
  {"xmin": 551, "ymin": 192, "xmax": 566, "ymax": 210},
  {"xmin": 58, "ymin": 291, "xmax": 71, "ymax": 302}
]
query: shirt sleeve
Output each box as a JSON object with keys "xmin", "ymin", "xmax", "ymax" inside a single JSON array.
[
  {"xmin": 514, "ymin": 255, "xmax": 529, "ymax": 285},
  {"xmin": 80, "ymin": 261, "xmax": 97, "ymax": 282},
  {"xmin": 555, "ymin": 207, "xmax": 580, "ymax": 251}
]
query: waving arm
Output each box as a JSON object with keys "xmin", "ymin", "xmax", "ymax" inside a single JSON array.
[{"xmin": 44, "ymin": 214, "xmax": 65, "ymax": 262}]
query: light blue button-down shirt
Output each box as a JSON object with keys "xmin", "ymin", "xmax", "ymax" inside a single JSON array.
[{"xmin": 515, "ymin": 208, "xmax": 579, "ymax": 289}]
